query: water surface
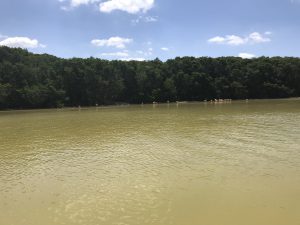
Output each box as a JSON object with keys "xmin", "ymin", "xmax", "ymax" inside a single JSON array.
[{"xmin": 1, "ymin": 99, "xmax": 300, "ymax": 225}]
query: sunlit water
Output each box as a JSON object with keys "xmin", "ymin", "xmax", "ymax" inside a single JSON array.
[{"xmin": 0, "ymin": 99, "xmax": 300, "ymax": 225}]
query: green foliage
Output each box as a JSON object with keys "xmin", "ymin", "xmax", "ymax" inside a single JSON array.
[{"xmin": 0, "ymin": 46, "xmax": 299, "ymax": 109}]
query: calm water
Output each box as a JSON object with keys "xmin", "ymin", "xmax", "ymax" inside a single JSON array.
[{"xmin": 0, "ymin": 99, "xmax": 300, "ymax": 225}]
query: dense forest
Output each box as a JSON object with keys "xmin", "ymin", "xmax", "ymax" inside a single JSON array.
[{"xmin": 0, "ymin": 46, "xmax": 299, "ymax": 109}]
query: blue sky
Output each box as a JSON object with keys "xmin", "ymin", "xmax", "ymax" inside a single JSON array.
[{"xmin": 0, "ymin": 0, "xmax": 300, "ymax": 60}]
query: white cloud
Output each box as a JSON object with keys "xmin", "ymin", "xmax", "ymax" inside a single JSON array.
[
  {"xmin": 91, "ymin": 36, "xmax": 133, "ymax": 49},
  {"xmin": 60, "ymin": 0, "xmax": 101, "ymax": 10},
  {"xmin": 145, "ymin": 16, "xmax": 158, "ymax": 22},
  {"xmin": 226, "ymin": 35, "xmax": 247, "ymax": 45},
  {"xmin": 101, "ymin": 51, "xmax": 129, "ymax": 57},
  {"xmin": 0, "ymin": 36, "xmax": 46, "ymax": 48},
  {"xmin": 99, "ymin": 49, "xmax": 148, "ymax": 60},
  {"xmin": 207, "ymin": 36, "xmax": 226, "ymax": 44},
  {"xmin": 132, "ymin": 15, "xmax": 158, "ymax": 24},
  {"xmin": 208, "ymin": 32, "xmax": 271, "ymax": 46},
  {"xmin": 161, "ymin": 47, "xmax": 169, "ymax": 51},
  {"xmin": 238, "ymin": 53, "xmax": 256, "ymax": 59},
  {"xmin": 99, "ymin": 0, "xmax": 155, "ymax": 14},
  {"xmin": 39, "ymin": 44, "xmax": 47, "ymax": 48},
  {"xmin": 70, "ymin": 0, "xmax": 92, "ymax": 7},
  {"xmin": 60, "ymin": 0, "xmax": 155, "ymax": 13},
  {"xmin": 120, "ymin": 57, "xmax": 145, "ymax": 61},
  {"xmin": 60, "ymin": 6, "xmax": 71, "ymax": 11},
  {"xmin": 136, "ymin": 47, "xmax": 153, "ymax": 56},
  {"xmin": 248, "ymin": 32, "xmax": 270, "ymax": 43},
  {"xmin": 208, "ymin": 35, "xmax": 246, "ymax": 45}
]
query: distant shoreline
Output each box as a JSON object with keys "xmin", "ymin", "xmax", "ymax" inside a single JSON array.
[
  {"xmin": 1, "ymin": 97, "xmax": 299, "ymax": 113},
  {"xmin": 1, "ymin": 47, "xmax": 300, "ymax": 111}
]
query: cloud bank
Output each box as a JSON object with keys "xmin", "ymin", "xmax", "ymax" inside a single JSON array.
[
  {"xmin": 99, "ymin": 0, "xmax": 154, "ymax": 14},
  {"xmin": 0, "ymin": 36, "xmax": 46, "ymax": 48},
  {"xmin": 208, "ymin": 32, "xmax": 271, "ymax": 46},
  {"xmin": 238, "ymin": 53, "xmax": 256, "ymax": 59},
  {"xmin": 101, "ymin": 51, "xmax": 129, "ymax": 57},
  {"xmin": 161, "ymin": 47, "xmax": 169, "ymax": 51},
  {"xmin": 91, "ymin": 36, "xmax": 133, "ymax": 49},
  {"xmin": 61, "ymin": 0, "xmax": 155, "ymax": 14}
]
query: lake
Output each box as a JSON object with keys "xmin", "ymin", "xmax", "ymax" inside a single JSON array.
[{"xmin": 0, "ymin": 99, "xmax": 300, "ymax": 225}]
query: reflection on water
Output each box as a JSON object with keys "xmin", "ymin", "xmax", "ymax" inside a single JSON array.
[{"xmin": 0, "ymin": 99, "xmax": 300, "ymax": 225}]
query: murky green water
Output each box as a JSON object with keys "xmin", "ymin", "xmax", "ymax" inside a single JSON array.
[{"xmin": 0, "ymin": 99, "xmax": 300, "ymax": 225}]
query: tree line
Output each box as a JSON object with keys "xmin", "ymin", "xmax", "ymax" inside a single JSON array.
[{"xmin": 0, "ymin": 46, "xmax": 299, "ymax": 109}]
